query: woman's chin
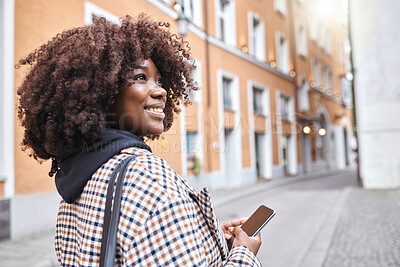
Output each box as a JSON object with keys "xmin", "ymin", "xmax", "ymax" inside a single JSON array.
[{"xmin": 135, "ymin": 127, "xmax": 164, "ymax": 137}]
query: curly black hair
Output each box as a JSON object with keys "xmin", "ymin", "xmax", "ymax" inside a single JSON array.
[{"xmin": 17, "ymin": 15, "xmax": 197, "ymax": 175}]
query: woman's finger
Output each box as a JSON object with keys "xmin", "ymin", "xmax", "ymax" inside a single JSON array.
[{"xmin": 221, "ymin": 217, "xmax": 248, "ymax": 229}]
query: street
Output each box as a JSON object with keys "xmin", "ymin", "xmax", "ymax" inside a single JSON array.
[
  {"xmin": 1, "ymin": 169, "xmax": 400, "ymax": 266},
  {"xmin": 214, "ymin": 169, "xmax": 400, "ymax": 267},
  {"xmin": 214, "ymin": 170, "xmax": 358, "ymax": 267}
]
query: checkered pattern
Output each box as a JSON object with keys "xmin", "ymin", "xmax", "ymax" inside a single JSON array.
[{"xmin": 55, "ymin": 147, "xmax": 261, "ymax": 266}]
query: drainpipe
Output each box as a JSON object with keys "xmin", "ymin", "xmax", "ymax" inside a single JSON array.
[
  {"xmin": 288, "ymin": 0, "xmax": 301, "ymax": 172},
  {"xmin": 203, "ymin": 0, "xmax": 212, "ymax": 172}
]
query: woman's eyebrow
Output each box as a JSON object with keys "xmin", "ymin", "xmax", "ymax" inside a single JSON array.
[
  {"xmin": 132, "ymin": 66, "xmax": 161, "ymax": 76},
  {"xmin": 132, "ymin": 66, "xmax": 147, "ymax": 70}
]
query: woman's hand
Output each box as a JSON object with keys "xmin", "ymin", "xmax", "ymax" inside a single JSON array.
[
  {"xmin": 220, "ymin": 218, "xmax": 247, "ymax": 240},
  {"xmin": 220, "ymin": 218, "xmax": 262, "ymax": 256},
  {"xmin": 230, "ymin": 227, "xmax": 262, "ymax": 256}
]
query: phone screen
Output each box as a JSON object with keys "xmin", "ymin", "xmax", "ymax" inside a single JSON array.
[
  {"xmin": 227, "ymin": 205, "xmax": 275, "ymax": 250},
  {"xmin": 241, "ymin": 205, "xmax": 275, "ymax": 237}
]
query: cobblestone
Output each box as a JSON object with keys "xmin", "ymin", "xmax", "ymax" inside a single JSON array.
[{"xmin": 323, "ymin": 188, "xmax": 400, "ymax": 267}]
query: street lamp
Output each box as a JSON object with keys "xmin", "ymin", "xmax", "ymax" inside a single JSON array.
[
  {"xmin": 303, "ymin": 126, "xmax": 311, "ymax": 134},
  {"xmin": 177, "ymin": 12, "xmax": 188, "ymax": 36},
  {"xmin": 174, "ymin": 1, "xmax": 189, "ymax": 36},
  {"xmin": 318, "ymin": 128, "xmax": 326, "ymax": 136}
]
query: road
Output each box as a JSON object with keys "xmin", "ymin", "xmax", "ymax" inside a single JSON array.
[{"xmin": 214, "ymin": 170, "xmax": 359, "ymax": 267}]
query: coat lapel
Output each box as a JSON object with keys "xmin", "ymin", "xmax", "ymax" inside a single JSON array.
[{"xmin": 189, "ymin": 187, "xmax": 229, "ymax": 260}]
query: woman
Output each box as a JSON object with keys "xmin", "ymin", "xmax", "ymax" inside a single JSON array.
[{"xmin": 17, "ymin": 15, "xmax": 261, "ymax": 266}]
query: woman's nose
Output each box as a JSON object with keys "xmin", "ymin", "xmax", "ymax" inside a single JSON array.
[{"xmin": 151, "ymin": 84, "xmax": 167, "ymax": 101}]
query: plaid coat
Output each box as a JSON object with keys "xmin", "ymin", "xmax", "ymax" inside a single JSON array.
[{"xmin": 55, "ymin": 147, "xmax": 262, "ymax": 266}]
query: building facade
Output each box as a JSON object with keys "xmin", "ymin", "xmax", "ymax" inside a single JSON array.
[
  {"xmin": 0, "ymin": 0, "xmax": 354, "ymax": 240},
  {"xmin": 350, "ymin": 0, "xmax": 400, "ymax": 189}
]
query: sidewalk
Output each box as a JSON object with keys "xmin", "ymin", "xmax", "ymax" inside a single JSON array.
[
  {"xmin": 0, "ymin": 229, "xmax": 57, "ymax": 267},
  {"xmin": 323, "ymin": 187, "xmax": 400, "ymax": 266}
]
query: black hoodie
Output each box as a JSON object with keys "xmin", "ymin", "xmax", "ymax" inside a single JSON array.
[{"xmin": 55, "ymin": 129, "xmax": 152, "ymax": 204}]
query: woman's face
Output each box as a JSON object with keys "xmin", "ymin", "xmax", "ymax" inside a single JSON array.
[{"xmin": 111, "ymin": 58, "xmax": 167, "ymax": 136}]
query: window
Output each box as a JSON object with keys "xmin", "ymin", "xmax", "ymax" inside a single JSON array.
[
  {"xmin": 253, "ymin": 87, "xmax": 264, "ymax": 114},
  {"xmin": 249, "ymin": 12, "xmax": 266, "ymax": 61},
  {"xmin": 325, "ymin": 29, "xmax": 332, "ymax": 54},
  {"xmin": 280, "ymin": 94, "xmax": 290, "ymax": 121},
  {"xmin": 182, "ymin": 0, "xmax": 202, "ymax": 27},
  {"xmin": 338, "ymin": 41, "xmax": 344, "ymax": 65},
  {"xmin": 274, "ymin": 0, "xmax": 287, "ymax": 15},
  {"xmin": 327, "ymin": 68, "xmax": 334, "ymax": 91},
  {"xmin": 318, "ymin": 23, "xmax": 325, "ymax": 49},
  {"xmin": 276, "ymin": 32, "xmax": 289, "ymax": 73},
  {"xmin": 296, "ymin": 23, "xmax": 307, "ymax": 57},
  {"xmin": 186, "ymin": 132, "xmax": 197, "ymax": 155},
  {"xmin": 298, "ymin": 76, "xmax": 309, "ymax": 111},
  {"xmin": 186, "ymin": 132, "xmax": 202, "ymax": 174},
  {"xmin": 85, "ymin": 2, "xmax": 119, "ymax": 25},
  {"xmin": 312, "ymin": 57, "xmax": 319, "ymax": 86},
  {"xmin": 341, "ymin": 77, "xmax": 352, "ymax": 105},
  {"xmin": 281, "ymin": 134, "xmax": 291, "ymax": 174},
  {"xmin": 309, "ymin": 16, "xmax": 318, "ymax": 42},
  {"xmin": 223, "ymin": 77, "xmax": 233, "ymax": 109},
  {"xmin": 186, "ymin": 61, "xmax": 202, "ymax": 103},
  {"xmin": 216, "ymin": 0, "xmax": 236, "ymax": 46},
  {"xmin": 321, "ymin": 64, "xmax": 327, "ymax": 90}
]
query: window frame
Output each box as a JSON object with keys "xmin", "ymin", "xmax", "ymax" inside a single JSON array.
[
  {"xmin": 312, "ymin": 57, "xmax": 320, "ymax": 86},
  {"xmin": 274, "ymin": 0, "xmax": 287, "ymax": 16},
  {"xmin": 186, "ymin": 59, "xmax": 202, "ymax": 103},
  {"xmin": 222, "ymin": 76, "xmax": 234, "ymax": 110},
  {"xmin": 215, "ymin": 0, "xmax": 236, "ymax": 46},
  {"xmin": 252, "ymin": 86, "xmax": 264, "ymax": 115},
  {"xmin": 185, "ymin": 131, "xmax": 203, "ymax": 174},
  {"xmin": 84, "ymin": 2, "xmax": 120, "ymax": 25},
  {"xmin": 296, "ymin": 22, "xmax": 307, "ymax": 57},
  {"xmin": 309, "ymin": 16, "xmax": 318, "ymax": 42},
  {"xmin": 276, "ymin": 31, "xmax": 290, "ymax": 74},
  {"xmin": 280, "ymin": 94, "xmax": 291, "ymax": 121},
  {"xmin": 248, "ymin": 11, "xmax": 266, "ymax": 62},
  {"xmin": 298, "ymin": 75, "xmax": 309, "ymax": 111},
  {"xmin": 182, "ymin": 0, "xmax": 202, "ymax": 27}
]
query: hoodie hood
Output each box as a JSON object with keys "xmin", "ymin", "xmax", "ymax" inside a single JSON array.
[{"xmin": 55, "ymin": 129, "xmax": 152, "ymax": 203}]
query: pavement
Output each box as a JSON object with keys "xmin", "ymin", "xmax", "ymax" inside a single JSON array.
[{"xmin": 1, "ymin": 168, "xmax": 399, "ymax": 267}]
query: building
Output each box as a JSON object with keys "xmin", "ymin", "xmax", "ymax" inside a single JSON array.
[
  {"xmin": 0, "ymin": 0, "xmax": 354, "ymax": 240},
  {"xmin": 349, "ymin": 0, "xmax": 400, "ymax": 189}
]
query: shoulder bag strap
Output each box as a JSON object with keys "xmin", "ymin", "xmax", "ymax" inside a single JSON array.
[{"xmin": 100, "ymin": 155, "xmax": 137, "ymax": 267}]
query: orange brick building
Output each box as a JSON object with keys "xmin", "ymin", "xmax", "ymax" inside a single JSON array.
[{"xmin": 0, "ymin": 0, "xmax": 354, "ymax": 239}]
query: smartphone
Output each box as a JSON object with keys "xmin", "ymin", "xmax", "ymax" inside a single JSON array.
[
  {"xmin": 241, "ymin": 205, "xmax": 276, "ymax": 237},
  {"xmin": 227, "ymin": 205, "xmax": 276, "ymax": 250}
]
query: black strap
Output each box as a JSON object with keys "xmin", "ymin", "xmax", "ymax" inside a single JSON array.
[{"xmin": 100, "ymin": 155, "xmax": 136, "ymax": 267}]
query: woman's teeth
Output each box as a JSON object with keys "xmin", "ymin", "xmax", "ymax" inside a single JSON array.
[{"xmin": 146, "ymin": 108, "xmax": 163, "ymax": 113}]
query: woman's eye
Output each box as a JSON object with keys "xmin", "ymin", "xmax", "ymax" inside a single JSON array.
[
  {"xmin": 156, "ymin": 77, "xmax": 164, "ymax": 86},
  {"xmin": 134, "ymin": 74, "xmax": 146, "ymax": 81}
]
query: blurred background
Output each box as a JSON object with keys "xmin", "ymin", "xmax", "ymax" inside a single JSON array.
[{"xmin": 0, "ymin": 0, "xmax": 399, "ymax": 266}]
